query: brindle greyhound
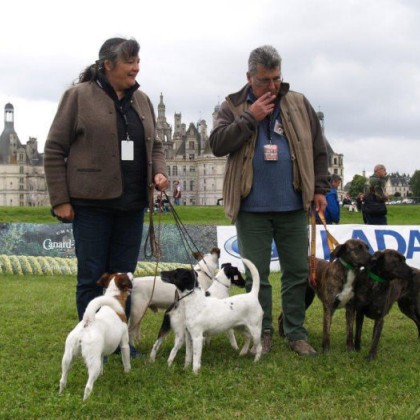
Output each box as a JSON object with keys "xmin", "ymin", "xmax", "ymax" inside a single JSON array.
[{"xmin": 278, "ymin": 239, "xmax": 371, "ymax": 352}]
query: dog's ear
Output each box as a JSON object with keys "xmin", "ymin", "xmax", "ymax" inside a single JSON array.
[
  {"xmin": 192, "ymin": 251, "xmax": 204, "ymax": 261},
  {"xmin": 330, "ymin": 244, "xmax": 344, "ymax": 261},
  {"xmin": 367, "ymin": 251, "xmax": 382, "ymax": 269},
  {"xmin": 221, "ymin": 262, "xmax": 231, "ymax": 270},
  {"xmin": 97, "ymin": 272, "xmax": 110, "ymax": 288},
  {"xmin": 211, "ymin": 247, "xmax": 221, "ymax": 259},
  {"xmin": 115, "ymin": 274, "xmax": 133, "ymax": 292}
]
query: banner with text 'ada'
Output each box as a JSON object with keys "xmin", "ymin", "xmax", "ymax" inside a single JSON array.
[{"xmin": 217, "ymin": 224, "xmax": 420, "ymax": 272}]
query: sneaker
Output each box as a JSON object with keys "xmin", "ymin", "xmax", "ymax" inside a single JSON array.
[
  {"xmin": 288, "ymin": 339, "xmax": 317, "ymax": 356},
  {"xmin": 129, "ymin": 344, "xmax": 142, "ymax": 359},
  {"xmin": 261, "ymin": 329, "xmax": 273, "ymax": 355}
]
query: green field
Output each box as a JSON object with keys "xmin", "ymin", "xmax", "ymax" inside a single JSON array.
[
  {"xmin": 0, "ymin": 204, "xmax": 418, "ymax": 225},
  {"xmin": 1, "ymin": 274, "xmax": 419, "ymax": 419},
  {"xmin": 1, "ymin": 205, "xmax": 419, "ymax": 418}
]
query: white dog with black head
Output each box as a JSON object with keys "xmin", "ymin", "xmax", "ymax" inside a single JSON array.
[
  {"xmin": 128, "ymin": 247, "xmax": 220, "ymax": 347},
  {"xmin": 149, "ymin": 262, "xmax": 246, "ymax": 364},
  {"xmin": 161, "ymin": 258, "xmax": 263, "ymax": 373}
]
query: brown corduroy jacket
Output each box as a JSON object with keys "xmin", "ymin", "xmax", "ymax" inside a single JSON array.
[{"xmin": 44, "ymin": 82, "xmax": 167, "ymax": 207}]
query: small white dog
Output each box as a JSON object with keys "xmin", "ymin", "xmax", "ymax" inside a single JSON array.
[
  {"xmin": 59, "ymin": 272, "xmax": 133, "ymax": 400},
  {"xmin": 128, "ymin": 247, "xmax": 220, "ymax": 347},
  {"xmin": 161, "ymin": 258, "xmax": 263, "ymax": 373},
  {"xmin": 149, "ymin": 262, "xmax": 246, "ymax": 364}
]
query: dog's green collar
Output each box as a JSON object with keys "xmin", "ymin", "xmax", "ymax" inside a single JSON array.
[
  {"xmin": 339, "ymin": 258, "xmax": 355, "ymax": 271},
  {"xmin": 367, "ymin": 270, "xmax": 386, "ymax": 283}
]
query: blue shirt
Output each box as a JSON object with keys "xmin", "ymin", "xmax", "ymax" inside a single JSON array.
[{"xmin": 241, "ymin": 90, "xmax": 303, "ymax": 212}]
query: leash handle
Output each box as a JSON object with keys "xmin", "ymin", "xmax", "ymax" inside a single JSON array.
[
  {"xmin": 309, "ymin": 209, "xmax": 318, "ymax": 288},
  {"xmin": 316, "ymin": 210, "xmax": 340, "ymax": 252}
]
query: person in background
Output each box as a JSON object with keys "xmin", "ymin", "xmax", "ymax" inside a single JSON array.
[
  {"xmin": 173, "ymin": 180, "xmax": 182, "ymax": 205},
  {"xmin": 209, "ymin": 45, "xmax": 329, "ymax": 356},
  {"xmin": 318, "ymin": 174, "xmax": 341, "ymax": 224},
  {"xmin": 356, "ymin": 192, "xmax": 364, "ymax": 212},
  {"xmin": 363, "ymin": 164, "xmax": 388, "ymax": 225},
  {"xmin": 44, "ymin": 37, "xmax": 168, "ymax": 356},
  {"xmin": 342, "ymin": 192, "xmax": 352, "ymax": 206}
]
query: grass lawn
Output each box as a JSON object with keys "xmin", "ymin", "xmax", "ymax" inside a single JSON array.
[
  {"xmin": 0, "ymin": 203, "xmax": 419, "ymax": 225},
  {"xmin": 0, "ymin": 275, "xmax": 419, "ymax": 419},
  {"xmin": 0, "ymin": 205, "xmax": 419, "ymax": 418}
]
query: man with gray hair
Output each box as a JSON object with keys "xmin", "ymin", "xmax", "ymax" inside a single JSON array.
[
  {"xmin": 210, "ymin": 45, "xmax": 329, "ymax": 356},
  {"xmin": 363, "ymin": 164, "xmax": 388, "ymax": 225}
]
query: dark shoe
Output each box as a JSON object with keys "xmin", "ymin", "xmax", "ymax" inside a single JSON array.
[
  {"xmin": 288, "ymin": 339, "xmax": 317, "ymax": 356},
  {"xmin": 261, "ymin": 330, "xmax": 273, "ymax": 355},
  {"xmin": 129, "ymin": 344, "xmax": 142, "ymax": 359}
]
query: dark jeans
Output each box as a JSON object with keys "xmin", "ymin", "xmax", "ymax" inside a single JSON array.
[
  {"xmin": 235, "ymin": 210, "xmax": 309, "ymax": 341},
  {"xmin": 72, "ymin": 206, "xmax": 145, "ymax": 320},
  {"xmin": 364, "ymin": 213, "xmax": 387, "ymax": 225}
]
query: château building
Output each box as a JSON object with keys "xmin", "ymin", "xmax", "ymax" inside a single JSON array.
[
  {"xmin": 317, "ymin": 111, "xmax": 344, "ymax": 186},
  {"xmin": 0, "ymin": 103, "xmax": 48, "ymax": 206},
  {"xmin": 156, "ymin": 94, "xmax": 226, "ymax": 205}
]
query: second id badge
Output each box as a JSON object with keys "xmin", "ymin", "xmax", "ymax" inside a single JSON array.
[
  {"xmin": 121, "ymin": 140, "xmax": 134, "ymax": 161},
  {"xmin": 273, "ymin": 120, "xmax": 284, "ymax": 135},
  {"xmin": 264, "ymin": 144, "xmax": 278, "ymax": 161}
]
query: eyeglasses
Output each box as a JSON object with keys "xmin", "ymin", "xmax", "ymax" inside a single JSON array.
[{"xmin": 254, "ymin": 76, "xmax": 282, "ymax": 87}]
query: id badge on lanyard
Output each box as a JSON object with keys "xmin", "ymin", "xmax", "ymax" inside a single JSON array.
[
  {"xmin": 264, "ymin": 144, "xmax": 278, "ymax": 161},
  {"xmin": 121, "ymin": 138, "xmax": 134, "ymax": 160}
]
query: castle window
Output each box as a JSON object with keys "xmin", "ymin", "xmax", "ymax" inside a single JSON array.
[{"xmin": 19, "ymin": 166, "xmax": 24, "ymax": 174}]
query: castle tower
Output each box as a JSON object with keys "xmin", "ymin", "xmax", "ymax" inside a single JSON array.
[
  {"xmin": 317, "ymin": 111, "xmax": 344, "ymax": 183},
  {"xmin": 155, "ymin": 93, "xmax": 172, "ymax": 145},
  {"xmin": 0, "ymin": 103, "xmax": 23, "ymax": 164}
]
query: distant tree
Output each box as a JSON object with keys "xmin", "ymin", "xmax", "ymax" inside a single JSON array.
[
  {"xmin": 394, "ymin": 191, "xmax": 401, "ymax": 197},
  {"xmin": 348, "ymin": 174, "xmax": 367, "ymax": 198},
  {"xmin": 409, "ymin": 170, "xmax": 420, "ymax": 197}
]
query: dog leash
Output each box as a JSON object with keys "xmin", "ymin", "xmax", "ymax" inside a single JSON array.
[
  {"xmin": 159, "ymin": 190, "xmax": 209, "ymax": 270},
  {"xmin": 309, "ymin": 208, "xmax": 340, "ymax": 288},
  {"xmin": 135, "ymin": 184, "xmax": 164, "ymax": 331}
]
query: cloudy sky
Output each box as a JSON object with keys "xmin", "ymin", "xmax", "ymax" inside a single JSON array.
[{"xmin": 1, "ymin": 0, "xmax": 419, "ymax": 184}]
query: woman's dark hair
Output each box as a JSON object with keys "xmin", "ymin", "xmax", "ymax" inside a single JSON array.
[{"xmin": 77, "ymin": 37, "xmax": 140, "ymax": 84}]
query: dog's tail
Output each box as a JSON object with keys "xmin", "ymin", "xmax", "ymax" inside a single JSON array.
[
  {"xmin": 82, "ymin": 296, "xmax": 124, "ymax": 326},
  {"xmin": 242, "ymin": 258, "xmax": 260, "ymax": 296}
]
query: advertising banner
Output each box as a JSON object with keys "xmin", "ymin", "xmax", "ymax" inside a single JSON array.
[{"xmin": 217, "ymin": 224, "xmax": 420, "ymax": 271}]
